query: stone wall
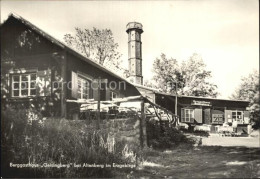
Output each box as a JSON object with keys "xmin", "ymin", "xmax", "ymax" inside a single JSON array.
[{"xmin": 73, "ymin": 116, "xmax": 142, "ymax": 152}]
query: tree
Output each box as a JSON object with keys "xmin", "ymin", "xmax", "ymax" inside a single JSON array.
[
  {"xmin": 180, "ymin": 53, "xmax": 218, "ymax": 97},
  {"xmin": 151, "ymin": 53, "xmax": 182, "ymax": 93},
  {"xmin": 64, "ymin": 27, "xmax": 126, "ymax": 74},
  {"xmin": 231, "ymin": 70, "xmax": 259, "ymax": 128},
  {"xmin": 149, "ymin": 53, "xmax": 218, "ymax": 98}
]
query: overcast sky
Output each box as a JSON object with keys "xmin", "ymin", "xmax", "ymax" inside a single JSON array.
[{"xmin": 1, "ymin": 0, "xmax": 259, "ymax": 99}]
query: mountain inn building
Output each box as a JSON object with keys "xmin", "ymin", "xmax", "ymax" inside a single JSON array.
[{"xmin": 1, "ymin": 13, "xmax": 250, "ymax": 133}]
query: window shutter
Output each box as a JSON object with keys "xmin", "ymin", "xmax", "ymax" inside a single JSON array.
[
  {"xmin": 244, "ymin": 111, "xmax": 250, "ymax": 124},
  {"xmin": 36, "ymin": 69, "xmax": 51, "ymax": 96},
  {"xmin": 93, "ymin": 90, "xmax": 98, "ymax": 101},
  {"xmin": 194, "ymin": 108, "xmax": 202, "ymax": 123},
  {"xmin": 224, "ymin": 110, "xmax": 232, "ymax": 123},
  {"xmin": 204, "ymin": 108, "xmax": 211, "ymax": 124},
  {"xmin": 93, "ymin": 81, "xmax": 109, "ymax": 101},
  {"xmin": 71, "ymin": 71, "xmax": 78, "ymax": 99},
  {"xmin": 2, "ymin": 74, "xmax": 10, "ymax": 98},
  {"xmin": 100, "ymin": 83, "xmax": 106, "ymax": 101},
  {"xmin": 181, "ymin": 108, "xmax": 184, "ymax": 122}
]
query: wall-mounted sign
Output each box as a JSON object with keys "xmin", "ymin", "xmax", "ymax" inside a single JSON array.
[{"xmin": 191, "ymin": 100, "xmax": 211, "ymax": 106}]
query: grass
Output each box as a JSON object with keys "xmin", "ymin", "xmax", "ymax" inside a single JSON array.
[
  {"xmin": 1, "ymin": 106, "xmax": 137, "ymax": 178},
  {"xmin": 129, "ymin": 145, "xmax": 260, "ymax": 178}
]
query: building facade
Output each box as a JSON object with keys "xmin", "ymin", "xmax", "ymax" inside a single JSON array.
[
  {"xmin": 1, "ymin": 14, "xmax": 141, "ymax": 118},
  {"xmin": 137, "ymin": 85, "xmax": 250, "ymax": 133},
  {"xmin": 1, "ymin": 14, "xmax": 250, "ymax": 133}
]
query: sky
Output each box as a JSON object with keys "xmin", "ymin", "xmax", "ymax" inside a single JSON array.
[{"xmin": 1, "ymin": 0, "xmax": 259, "ymax": 99}]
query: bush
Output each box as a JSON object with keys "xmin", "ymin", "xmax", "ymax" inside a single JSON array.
[
  {"xmin": 1, "ymin": 105, "xmax": 136, "ymax": 178},
  {"xmin": 146, "ymin": 120, "xmax": 195, "ymax": 150},
  {"xmin": 1, "ymin": 105, "xmax": 44, "ymax": 177},
  {"xmin": 193, "ymin": 130, "xmax": 210, "ymax": 137}
]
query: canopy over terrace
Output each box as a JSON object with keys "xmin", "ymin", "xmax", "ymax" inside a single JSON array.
[{"xmin": 66, "ymin": 95, "xmax": 176, "ymax": 121}]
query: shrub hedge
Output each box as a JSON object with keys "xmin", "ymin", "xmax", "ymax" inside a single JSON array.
[
  {"xmin": 1, "ymin": 106, "xmax": 135, "ymax": 178},
  {"xmin": 146, "ymin": 119, "xmax": 196, "ymax": 150}
]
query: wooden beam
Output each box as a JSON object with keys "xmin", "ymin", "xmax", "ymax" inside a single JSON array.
[
  {"xmin": 66, "ymin": 99, "xmax": 95, "ymax": 103},
  {"xmin": 112, "ymin": 95, "xmax": 142, "ymax": 102},
  {"xmin": 144, "ymin": 96, "xmax": 175, "ymax": 116},
  {"xmin": 66, "ymin": 95, "xmax": 142, "ymax": 104},
  {"xmin": 140, "ymin": 99, "xmax": 147, "ymax": 148},
  {"xmin": 60, "ymin": 51, "xmax": 67, "ymax": 118},
  {"xmin": 97, "ymin": 77, "xmax": 101, "ymax": 129}
]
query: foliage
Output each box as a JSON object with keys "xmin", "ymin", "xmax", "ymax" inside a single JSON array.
[
  {"xmin": 149, "ymin": 53, "xmax": 218, "ymax": 97},
  {"xmin": 1, "ymin": 106, "xmax": 136, "ymax": 178},
  {"xmin": 190, "ymin": 130, "xmax": 209, "ymax": 137},
  {"xmin": 177, "ymin": 125, "xmax": 209, "ymax": 137},
  {"xmin": 152, "ymin": 53, "xmax": 181, "ymax": 92},
  {"xmin": 231, "ymin": 70, "xmax": 259, "ymax": 128},
  {"xmin": 64, "ymin": 27, "xmax": 127, "ymax": 75},
  {"xmin": 143, "ymin": 79, "xmax": 158, "ymax": 89},
  {"xmin": 181, "ymin": 54, "xmax": 218, "ymax": 97},
  {"xmin": 146, "ymin": 120, "xmax": 195, "ymax": 150}
]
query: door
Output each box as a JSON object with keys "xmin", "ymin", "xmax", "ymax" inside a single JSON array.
[{"xmin": 204, "ymin": 108, "xmax": 211, "ymax": 124}]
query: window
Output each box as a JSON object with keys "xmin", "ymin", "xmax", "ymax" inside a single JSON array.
[
  {"xmin": 181, "ymin": 108, "xmax": 194, "ymax": 122},
  {"xmin": 232, "ymin": 110, "xmax": 243, "ymax": 124},
  {"xmin": 12, "ymin": 73, "xmax": 36, "ymax": 97},
  {"xmin": 77, "ymin": 75, "xmax": 90, "ymax": 99},
  {"xmin": 110, "ymin": 91, "xmax": 117, "ymax": 101}
]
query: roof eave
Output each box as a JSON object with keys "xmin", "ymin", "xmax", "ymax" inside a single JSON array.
[{"xmin": 3, "ymin": 13, "xmax": 134, "ymax": 86}]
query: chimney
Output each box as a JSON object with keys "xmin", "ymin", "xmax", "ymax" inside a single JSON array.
[{"xmin": 126, "ymin": 22, "xmax": 143, "ymax": 85}]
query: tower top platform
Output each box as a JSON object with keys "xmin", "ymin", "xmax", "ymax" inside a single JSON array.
[{"xmin": 126, "ymin": 22, "xmax": 143, "ymax": 33}]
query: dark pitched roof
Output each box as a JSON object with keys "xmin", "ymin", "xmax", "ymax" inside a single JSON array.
[
  {"xmin": 1, "ymin": 13, "xmax": 131, "ymax": 84},
  {"xmin": 134, "ymin": 84, "xmax": 250, "ymax": 103}
]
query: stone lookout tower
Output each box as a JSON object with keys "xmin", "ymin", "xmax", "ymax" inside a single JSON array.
[{"xmin": 126, "ymin": 22, "xmax": 143, "ymax": 85}]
